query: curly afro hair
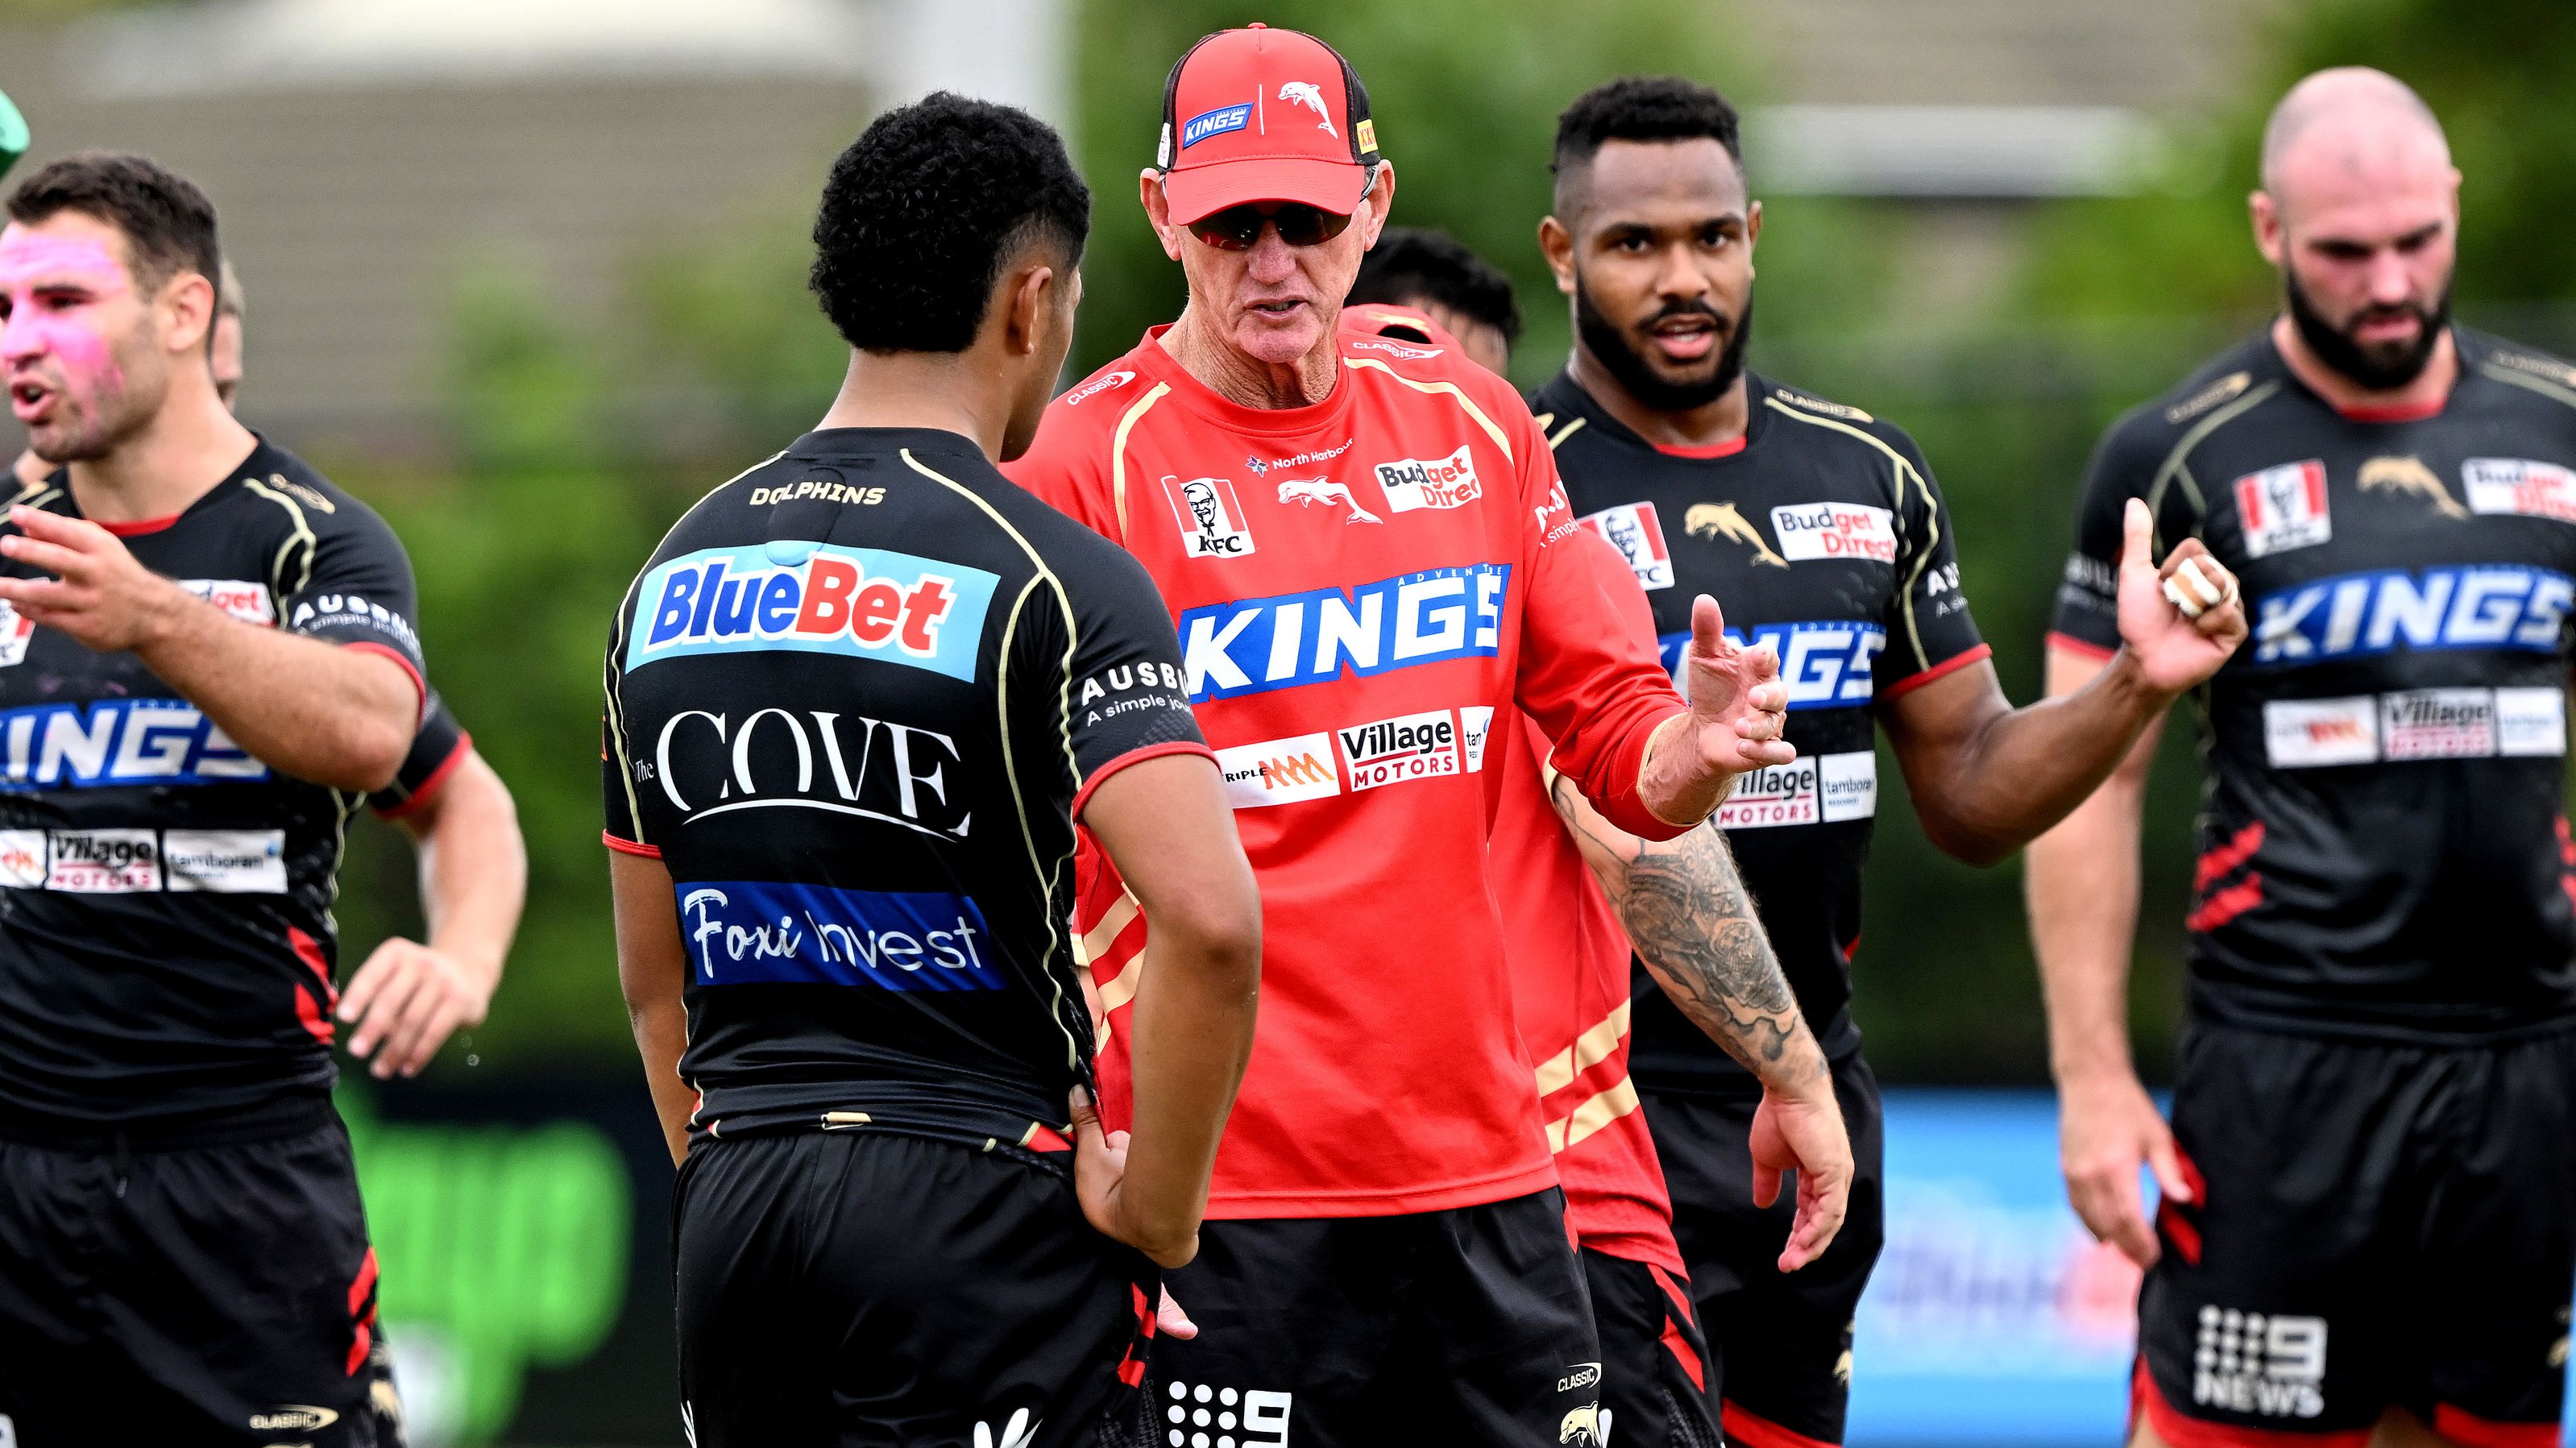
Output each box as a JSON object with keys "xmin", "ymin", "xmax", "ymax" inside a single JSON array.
[
  {"xmin": 1553, "ymin": 76, "xmax": 1744, "ymax": 183},
  {"xmin": 1349, "ymin": 228, "xmax": 1520, "ymax": 345},
  {"xmin": 810, "ymin": 92, "xmax": 1091, "ymax": 353}
]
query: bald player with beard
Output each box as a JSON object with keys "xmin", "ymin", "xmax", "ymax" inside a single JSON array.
[{"xmin": 2035, "ymin": 68, "xmax": 2576, "ymax": 1448}]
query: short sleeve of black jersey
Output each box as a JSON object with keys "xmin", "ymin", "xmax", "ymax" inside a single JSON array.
[
  {"xmin": 2050, "ymin": 410, "xmax": 2188, "ymax": 657},
  {"xmin": 1024, "ymin": 533, "xmax": 1210, "ymax": 816},
  {"xmin": 280, "ymin": 499, "xmax": 428, "ymax": 703},
  {"xmin": 368, "ymin": 691, "xmax": 469, "ymax": 818},
  {"xmin": 1875, "ymin": 426, "xmax": 1989, "ymax": 695},
  {"xmin": 599, "ymin": 575, "xmax": 655, "ymax": 857}
]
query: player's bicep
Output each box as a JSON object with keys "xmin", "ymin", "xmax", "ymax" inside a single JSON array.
[
  {"xmin": 282, "ymin": 508, "xmax": 430, "ymax": 709},
  {"xmin": 1047, "ymin": 546, "xmax": 1209, "ymax": 811}
]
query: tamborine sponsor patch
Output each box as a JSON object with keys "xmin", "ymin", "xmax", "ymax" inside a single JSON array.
[
  {"xmin": 1714, "ymin": 751, "xmax": 1877, "ymax": 830},
  {"xmin": 628, "ymin": 545, "xmax": 996, "ymax": 678},
  {"xmin": 1771, "ymin": 502, "xmax": 1895, "ymax": 564},
  {"xmin": 0, "ymin": 827, "xmax": 288, "ymax": 894}
]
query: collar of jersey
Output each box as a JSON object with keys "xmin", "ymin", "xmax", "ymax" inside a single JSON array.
[
  {"xmin": 1136, "ymin": 324, "xmax": 1356, "ymax": 438},
  {"xmin": 41, "ymin": 434, "xmax": 273, "ymax": 536},
  {"xmin": 2261, "ymin": 324, "xmax": 2463, "ymax": 425},
  {"xmin": 786, "ymin": 425, "xmax": 989, "ymax": 462},
  {"xmin": 1545, "ymin": 368, "xmax": 1770, "ymax": 460}
]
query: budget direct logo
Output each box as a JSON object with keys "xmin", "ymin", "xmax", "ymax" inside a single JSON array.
[
  {"xmin": 1178, "ymin": 565, "xmax": 1508, "ymax": 703},
  {"xmin": 628, "ymin": 546, "xmax": 995, "ymax": 680},
  {"xmin": 2464, "ymin": 457, "xmax": 2576, "ymax": 524},
  {"xmin": 1374, "ymin": 446, "xmax": 1483, "ymax": 512},
  {"xmin": 2250, "ymin": 563, "xmax": 2574, "ymax": 666},
  {"xmin": 1772, "ymin": 502, "xmax": 1895, "ymax": 563}
]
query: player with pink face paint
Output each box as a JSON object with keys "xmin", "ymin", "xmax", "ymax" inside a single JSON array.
[{"xmin": 0, "ymin": 152, "xmax": 447, "ymax": 1446}]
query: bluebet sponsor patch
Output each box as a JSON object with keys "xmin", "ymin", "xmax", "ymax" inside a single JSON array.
[
  {"xmin": 675, "ymin": 880, "xmax": 1000, "ymax": 990},
  {"xmin": 2250, "ymin": 563, "xmax": 2574, "ymax": 667},
  {"xmin": 628, "ymin": 546, "xmax": 996, "ymax": 679},
  {"xmin": 1657, "ymin": 620, "xmax": 1889, "ymax": 710},
  {"xmin": 1177, "ymin": 564, "xmax": 1508, "ymax": 702},
  {"xmin": 0, "ymin": 699, "xmax": 268, "ymax": 789},
  {"xmin": 1182, "ymin": 102, "xmax": 1255, "ymax": 147}
]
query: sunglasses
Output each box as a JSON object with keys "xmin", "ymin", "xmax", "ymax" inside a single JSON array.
[{"xmin": 1188, "ymin": 201, "xmax": 1355, "ymax": 251}]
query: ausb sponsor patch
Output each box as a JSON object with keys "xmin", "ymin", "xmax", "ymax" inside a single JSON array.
[{"xmin": 628, "ymin": 545, "xmax": 996, "ymax": 679}]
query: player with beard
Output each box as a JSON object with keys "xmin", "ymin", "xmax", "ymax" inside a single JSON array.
[
  {"xmin": 1528, "ymin": 77, "xmax": 2250, "ymax": 1448},
  {"xmin": 2032, "ymin": 69, "xmax": 2576, "ymax": 1448},
  {"xmin": 1011, "ymin": 27, "xmax": 1813, "ymax": 1445},
  {"xmin": 0, "ymin": 152, "xmax": 450, "ymax": 1445}
]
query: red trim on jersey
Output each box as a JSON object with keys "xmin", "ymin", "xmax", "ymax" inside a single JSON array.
[
  {"xmin": 2131, "ymin": 1359, "xmax": 2370, "ymax": 1448},
  {"xmin": 295, "ymin": 984, "xmax": 334, "ymax": 1045},
  {"xmin": 2194, "ymin": 821, "xmax": 2266, "ymax": 893},
  {"xmin": 601, "ymin": 832, "xmax": 662, "ymax": 859},
  {"xmin": 1115, "ymin": 1283, "xmax": 1154, "ymax": 1387},
  {"xmin": 1875, "ymin": 642, "xmax": 1993, "ymax": 704},
  {"xmin": 2334, "ymin": 397, "xmax": 2446, "ymax": 424},
  {"xmin": 1023, "ymin": 1124, "xmax": 1072, "ymax": 1154},
  {"xmin": 1721, "ymin": 1400, "xmax": 1840, "ymax": 1448},
  {"xmin": 375, "ymin": 731, "xmax": 471, "ymax": 820},
  {"xmin": 1653, "ymin": 436, "xmax": 1748, "ymax": 460},
  {"xmin": 94, "ymin": 513, "xmax": 181, "ymax": 537},
  {"xmin": 1071, "ymin": 741, "xmax": 1220, "ymax": 824},
  {"xmin": 2157, "ymin": 1196, "xmax": 2203, "ymax": 1264},
  {"xmin": 346, "ymin": 1246, "xmax": 381, "ymax": 1375},
  {"xmin": 2431, "ymin": 1404, "xmax": 2562, "ymax": 1448},
  {"xmin": 288, "ymin": 927, "xmax": 338, "ymax": 1044},
  {"xmin": 2045, "ymin": 629, "xmax": 2118, "ymax": 663},
  {"xmin": 342, "ymin": 641, "xmax": 427, "ymax": 720},
  {"xmin": 2187, "ymin": 875, "xmax": 2264, "ymax": 933},
  {"xmin": 1646, "ymin": 1262, "xmax": 1707, "ymax": 1389}
]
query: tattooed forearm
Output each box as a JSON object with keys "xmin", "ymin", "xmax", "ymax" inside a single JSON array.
[{"xmin": 1549, "ymin": 774, "xmax": 1827, "ymax": 1088}]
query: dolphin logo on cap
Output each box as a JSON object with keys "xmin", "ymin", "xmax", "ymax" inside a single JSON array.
[{"xmin": 1279, "ymin": 81, "xmax": 1335, "ymax": 135}]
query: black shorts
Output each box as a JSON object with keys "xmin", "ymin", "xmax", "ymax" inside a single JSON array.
[
  {"xmin": 1581, "ymin": 1247, "xmax": 1720, "ymax": 1448},
  {"xmin": 674, "ymin": 1128, "xmax": 1159, "ymax": 1448},
  {"xmin": 2135, "ymin": 1021, "xmax": 2576, "ymax": 1446},
  {"xmin": 1147, "ymin": 1189, "xmax": 1602, "ymax": 1447},
  {"xmin": 0, "ymin": 1102, "xmax": 399, "ymax": 1447},
  {"xmin": 1645, "ymin": 1051, "xmax": 1886, "ymax": 1448}
]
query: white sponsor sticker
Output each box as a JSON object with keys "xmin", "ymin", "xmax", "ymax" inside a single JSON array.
[
  {"xmin": 1716, "ymin": 751, "xmax": 1878, "ymax": 830},
  {"xmin": 164, "ymin": 829, "xmax": 288, "ymax": 894},
  {"xmin": 2462, "ymin": 458, "xmax": 2576, "ymax": 524},
  {"xmin": 1160, "ymin": 475, "xmax": 1257, "ymax": 559},
  {"xmin": 2381, "ymin": 687, "xmax": 2496, "ymax": 760},
  {"xmin": 178, "ymin": 579, "xmax": 276, "ymax": 626},
  {"xmin": 2496, "ymin": 687, "xmax": 2566, "ymax": 757},
  {"xmin": 2234, "ymin": 460, "xmax": 2332, "ymax": 558},
  {"xmin": 1771, "ymin": 502, "xmax": 1896, "ymax": 563},
  {"xmin": 1576, "ymin": 503, "xmax": 1674, "ymax": 590},
  {"xmin": 2263, "ymin": 697, "xmax": 2378, "ymax": 768},
  {"xmin": 1458, "ymin": 706, "xmax": 1495, "ymax": 773},
  {"xmin": 47, "ymin": 828, "xmax": 159, "ymax": 892},
  {"xmin": 0, "ymin": 601, "xmax": 30, "ymax": 668},
  {"xmin": 1336, "ymin": 708, "xmax": 1460, "ymax": 791},
  {"xmin": 1372, "ymin": 446, "xmax": 1483, "ymax": 512},
  {"xmin": 0, "ymin": 829, "xmax": 44, "ymax": 887},
  {"xmin": 1214, "ymin": 732, "xmax": 1339, "ymax": 809}
]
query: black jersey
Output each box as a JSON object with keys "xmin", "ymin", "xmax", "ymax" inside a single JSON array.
[
  {"xmin": 600, "ymin": 428, "xmax": 1209, "ymax": 1147},
  {"xmin": 1530, "ymin": 372, "xmax": 1988, "ymax": 1093},
  {"xmin": 2052, "ymin": 326, "xmax": 2576, "ymax": 1041},
  {"xmin": 0, "ymin": 440, "xmax": 448, "ymax": 1131}
]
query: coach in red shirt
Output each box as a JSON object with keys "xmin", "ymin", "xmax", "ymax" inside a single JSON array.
[{"xmin": 1008, "ymin": 26, "xmax": 1839, "ymax": 1443}]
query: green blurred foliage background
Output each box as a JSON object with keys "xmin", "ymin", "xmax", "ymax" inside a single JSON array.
[{"xmin": 317, "ymin": 0, "xmax": 2576, "ymax": 1086}]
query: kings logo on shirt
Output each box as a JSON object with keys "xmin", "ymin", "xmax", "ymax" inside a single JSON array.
[
  {"xmin": 1576, "ymin": 503, "xmax": 1674, "ymax": 590},
  {"xmin": 1163, "ymin": 475, "xmax": 1258, "ymax": 558},
  {"xmin": 1177, "ymin": 565, "xmax": 1508, "ymax": 702},
  {"xmin": 628, "ymin": 545, "xmax": 995, "ymax": 680},
  {"xmin": 2235, "ymin": 460, "xmax": 2332, "ymax": 558}
]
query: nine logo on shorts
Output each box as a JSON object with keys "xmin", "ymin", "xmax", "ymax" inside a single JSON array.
[{"xmin": 2193, "ymin": 1305, "xmax": 2327, "ymax": 1421}]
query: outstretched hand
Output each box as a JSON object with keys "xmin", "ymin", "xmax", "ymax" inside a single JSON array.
[
  {"xmin": 2117, "ymin": 498, "xmax": 2246, "ymax": 693},
  {"xmin": 1680, "ymin": 593, "xmax": 1796, "ymax": 773}
]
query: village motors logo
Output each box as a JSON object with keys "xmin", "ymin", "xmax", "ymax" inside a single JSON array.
[{"xmin": 1374, "ymin": 446, "xmax": 1482, "ymax": 512}]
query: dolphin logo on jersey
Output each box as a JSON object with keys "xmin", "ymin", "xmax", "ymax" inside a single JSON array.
[
  {"xmin": 1277, "ymin": 477, "xmax": 1380, "ymax": 524},
  {"xmin": 2359, "ymin": 455, "xmax": 2469, "ymax": 519},
  {"xmin": 1279, "ymin": 81, "xmax": 1335, "ymax": 135},
  {"xmin": 1685, "ymin": 502, "xmax": 1789, "ymax": 568},
  {"xmin": 1559, "ymin": 1403, "xmax": 1604, "ymax": 1446}
]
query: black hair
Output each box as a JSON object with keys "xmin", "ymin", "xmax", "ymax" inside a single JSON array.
[
  {"xmin": 810, "ymin": 92, "xmax": 1091, "ymax": 353},
  {"xmin": 6, "ymin": 151, "xmax": 222, "ymax": 302},
  {"xmin": 1552, "ymin": 76, "xmax": 1744, "ymax": 186},
  {"xmin": 1349, "ymin": 228, "xmax": 1521, "ymax": 345}
]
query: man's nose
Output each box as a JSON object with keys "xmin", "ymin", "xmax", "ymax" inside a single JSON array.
[
  {"xmin": 1654, "ymin": 242, "xmax": 1712, "ymax": 301},
  {"xmin": 2364, "ymin": 250, "xmax": 2416, "ymax": 307},
  {"xmin": 1246, "ymin": 229, "xmax": 1300, "ymax": 286}
]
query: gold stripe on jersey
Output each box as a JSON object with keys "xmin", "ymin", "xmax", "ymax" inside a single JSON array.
[
  {"xmin": 1342, "ymin": 357, "xmax": 1514, "ymax": 462},
  {"xmin": 1546, "ymin": 1074, "xmax": 1641, "ymax": 1152},
  {"xmin": 1761, "ymin": 396, "xmax": 1947, "ymax": 668},
  {"xmin": 1547, "ymin": 416, "xmax": 1588, "ymax": 451},
  {"xmin": 241, "ymin": 472, "xmax": 320, "ymax": 596},
  {"xmin": 1110, "ymin": 382, "xmax": 1173, "ymax": 541},
  {"xmin": 2479, "ymin": 357, "xmax": 2576, "ymax": 413},
  {"xmin": 902, "ymin": 446, "xmax": 1089, "ymax": 1072},
  {"xmin": 1534, "ymin": 999, "xmax": 1632, "ymax": 1097},
  {"xmin": 1074, "ymin": 886, "xmax": 1141, "ymax": 969},
  {"xmin": 2146, "ymin": 380, "xmax": 2279, "ymax": 549}
]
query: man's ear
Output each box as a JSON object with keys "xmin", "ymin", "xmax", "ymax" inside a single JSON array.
[
  {"xmin": 1354, "ymin": 160, "xmax": 1396, "ymax": 250},
  {"xmin": 1537, "ymin": 214, "xmax": 1577, "ymax": 297},
  {"xmin": 1002, "ymin": 262, "xmax": 1056, "ymax": 357},
  {"xmin": 1746, "ymin": 198, "xmax": 1764, "ymax": 254},
  {"xmin": 2250, "ymin": 189, "xmax": 2284, "ymax": 268},
  {"xmin": 1140, "ymin": 169, "xmax": 1183, "ymax": 263},
  {"xmin": 160, "ymin": 270, "xmax": 217, "ymax": 357}
]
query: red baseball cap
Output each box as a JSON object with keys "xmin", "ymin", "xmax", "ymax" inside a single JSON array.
[{"xmin": 1155, "ymin": 24, "xmax": 1381, "ymax": 226}]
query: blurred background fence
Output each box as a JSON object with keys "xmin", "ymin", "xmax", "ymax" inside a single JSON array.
[{"xmin": 8, "ymin": 0, "xmax": 2576, "ymax": 1441}]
